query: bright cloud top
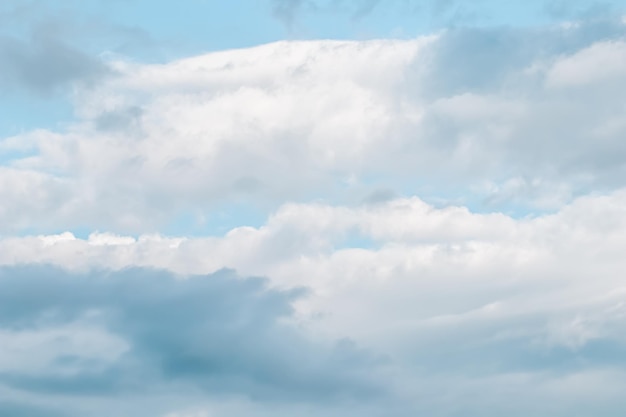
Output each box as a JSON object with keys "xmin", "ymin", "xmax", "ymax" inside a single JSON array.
[{"xmin": 3, "ymin": 19, "xmax": 626, "ymax": 233}]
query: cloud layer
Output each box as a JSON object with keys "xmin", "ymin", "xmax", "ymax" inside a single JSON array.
[
  {"xmin": 2, "ymin": 19, "xmax": 626, "ymax": 233},
  {"xmin": 3, "ymin": 8, "xmax": 626, "ymax": 417},
  {"xmin": 0, "ymin": 266, "xmax": 385, "ymax": 416},
  {"xmin": 4, "ymin": 190, "xmax": 626, "ymax": 415}
]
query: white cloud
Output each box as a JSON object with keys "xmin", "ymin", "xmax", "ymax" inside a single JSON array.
[
  {"xmin": 3, "ymin": 191, "xmax": 626, "ymax": 414},
  {"xmin": 3, "ymin": 191, "xmax": 626, "ymax": 353},
  {"xmin": 546, "ymin": 40, "xmax": 626, "ymax": 88},
  {"xmin": 2, "ymin": 22, "xmax": 626, "ymax": 232},
  {"xmin": 4, "ymin": 16, "xmax": 626, "ymax": 416}
]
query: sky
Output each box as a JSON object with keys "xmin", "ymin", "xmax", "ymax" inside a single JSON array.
[{"xmin": 2, "ymin": 1, "xmax": 626, "ymax": 416}]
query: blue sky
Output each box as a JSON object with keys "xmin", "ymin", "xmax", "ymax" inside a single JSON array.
[{"xmin": 3, "ymin": 1, "xmax": 626, "ymax": 416}]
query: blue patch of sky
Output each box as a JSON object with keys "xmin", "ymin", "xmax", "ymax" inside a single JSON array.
[
  {"xmin": 94, "ymin": 0, "xmax": 285, "ymax": 59},
  {"xmin": 415, "ymin": 184, "xmax": 561, "ymax": 219},
  {"xmin": 162, "ymin": 201, "xmax": 269, "ymax": 237},
  {"xmin": 335, "ymin": 229, "xmax": 378, "ymax": 250},
  {"xmin": 0, "ymin": 92, "xmax": 73, "ymax": 141},
  {"xmin": 86, "ymin": 0, "xmax": 626, "ymax": 59},
  {"xmin": 296, "ymin": 0, "xmax": 554, "ymax": 38},
  {"xmin": 2, "ymin": 224, "xmax": 93, "ymax": 240},
  {"xmin": 64, "ymin": 227, "xmax": 92, "ymax": 240},
  {"xmin": 7, "ymin": 1, "xmax": 626, "ymax": 60},
  {"xmin": 354, "ymin": 173, "xmax": 564, "ymax": 219},
  {"xmin": 6, "ymin": 203, "xmax": 267, "ymax": 239}
]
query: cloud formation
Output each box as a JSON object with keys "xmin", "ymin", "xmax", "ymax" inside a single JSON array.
[
  {"xmin": 0, "ymin": 2, "xmax": 117, "ymax": 96},
  {"xmin": 4, "ymin": 190, "xmax": 626, "ymax": 415},
  {"xmin": 0, "ymin": 31, "xmax": 110, "ymax": 95},
  {"xmin": 4, "ymin": 7, "xmax": 626, "ymax": 416},
  {"xmin": 0, "ymin": 266, "xmax": 383, "ymax": 416},
  {"xmin": 2, "ymin": 18, "xmax": 626, "ymax": 232}
]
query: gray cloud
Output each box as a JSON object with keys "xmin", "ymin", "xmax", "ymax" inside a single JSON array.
[
  {"xmin": 5, "ymin": 197, "xmax": 626, "ymax": 415},
  {"xmin": 94, "ymin": 106, "xmax": 144, "ymax": 132},
  {"xmin": 0, "ymin": 28, "xmax": 111, "ymax": 96},
  {"xmin": 272, "ymin": 0, "xmax": 308, "ymax": 28},
  {"xmin": 0, "ymin": 1, "xmax": 157, "ymax": 97},
  {"xmin": 0, "ymin": 266, "xmax": 383, "ymax": 415},
  {"xmin": 409, "ymin": 17, "xmax": 626, "ymax": 98},
  {"xmin": 268, "ymin": 0, "xmax": 489, "ymax": 28},
  {"xmin": 270, "ymin": 0, "xmax": 388, "ymax": 27},
  {"xmin": 0, "ymin": 402, "xmax": 68, "ymax": 417},
  {"xmin": 270, "ymin": 0, "xmax": 625, "ymax": 29}
]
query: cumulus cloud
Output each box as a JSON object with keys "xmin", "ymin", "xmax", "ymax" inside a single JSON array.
[
  {"xmin": 4, "ymin": 11, "xmax": 626, "ymax": 416},
  {"xmin": 0, "ymin": 266, "xmax": 383, "ymax": 416},
  {"xmin": 4, "ymin": 191, "xmax": 626, "ymax": 415},
  {"xmin": 2, "ymin": 19, "xmax": 626, "ymax": 232}
]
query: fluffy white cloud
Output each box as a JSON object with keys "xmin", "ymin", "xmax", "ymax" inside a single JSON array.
[
  {"xmin": 2, "ymin": 20, "xmax": 626, "ymax": 232},
  {"xmin": 4, "ymin": 14, "xmax": 626, "ymax": 417},
  {"xmin": 3, "ymin": 190, "xmax": 626, "ymax": 415},
  {"xmin": 3, "ymin": 190, "xmax": 626, "ymax": 348},
  {"xmin": 546, "ymin": 40, "xmax": 626, "ymax": 88}
]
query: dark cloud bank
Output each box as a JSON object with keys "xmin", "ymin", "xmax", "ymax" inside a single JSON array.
[{"xmin": 0, "ymin": 266, "xmax": 383, "ymax": 417}]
